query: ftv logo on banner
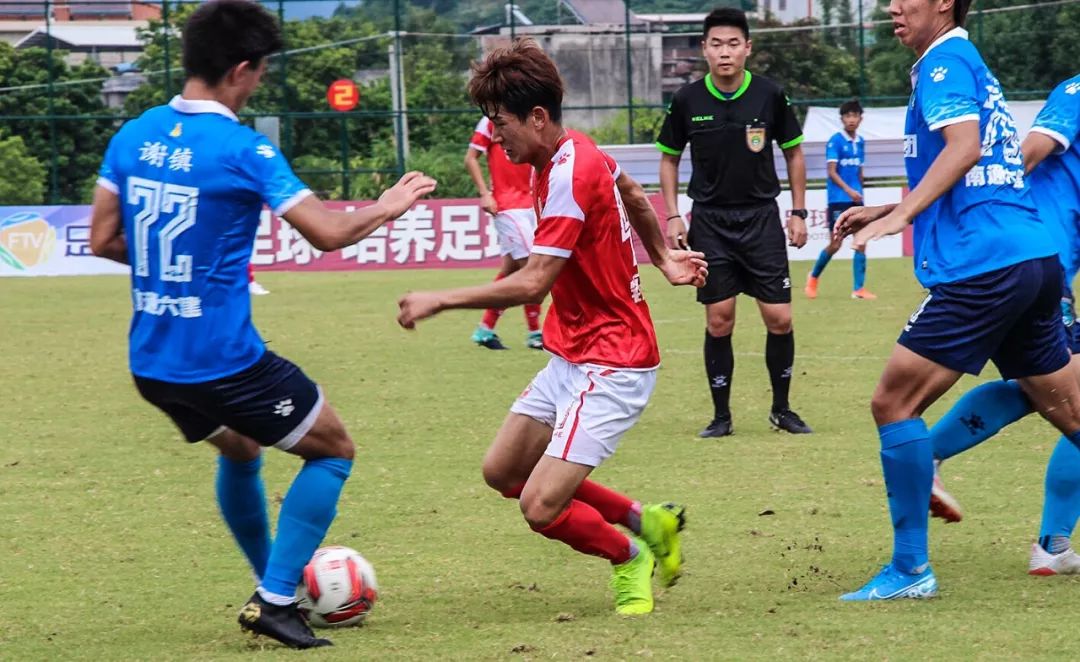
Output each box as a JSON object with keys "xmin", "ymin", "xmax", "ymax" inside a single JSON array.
[{"xmin": 0, "ymin": 212, "xmax": 56, "ymax": 271}]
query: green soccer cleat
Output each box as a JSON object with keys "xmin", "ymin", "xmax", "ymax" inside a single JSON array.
[
  {"xmin": 610, "ymin": 539, "xmax": 655, "ymax": 615},
  {"xmin": 640, "ymin": 502, "xmax": 687, "ymax": 587},
  {"xmin": 526, "ymin": 330, "xmax": 543, "ymax": 350}
]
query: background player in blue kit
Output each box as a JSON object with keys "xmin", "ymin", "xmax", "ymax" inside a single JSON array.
[
  {"xmin": 833, "ymin": 0, "xmax": 1080, "ymax": 601},
  {"xmin": 88, "ymin": 0, "xmax": 436, "ymax": 648},
  {"xmin": 925, "ymin": 73, "xmax": 1080, "ymax": 575},
  {"xmin": 805, "ymin": 99, "xmax": 876, "ymax": 300}
]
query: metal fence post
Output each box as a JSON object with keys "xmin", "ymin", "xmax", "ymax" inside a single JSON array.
[
  {"xmin": 45, "ymin": 0, "xmax": 58, "ymax": 203},
  {"xmin": 163, "ymin": 0, "xmax": 172, "ymax": 99},
  {"xmin": 624, "ymin": 0, "xmax": 634, "ymax": 143}
]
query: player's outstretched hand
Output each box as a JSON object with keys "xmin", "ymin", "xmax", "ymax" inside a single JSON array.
[
  {"xmin": 397, "ymin": 291, "xmax": 443, "ymax": 329},
  {"xmin": 787, "ymin": 214, "xmax": 808, "ymax": 248},
  {"xmin": 832, "ymin": 204, "xmax": 894, "ymax": 241},
  {"xmin": 658, "ymin": 249, "xmax": 708, "ymax": 288},
  {"xmin": 377, "ymin": 171, "xmax": 438, "ymax": 220},
  {"xmin": 852, "ymin": 208, "xmax": 911, "ymax": 252}
]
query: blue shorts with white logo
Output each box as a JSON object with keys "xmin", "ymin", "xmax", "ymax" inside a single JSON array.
[
  {"xmin": 133, "ymin": 350, "xmax": 323, "ymax": 450},
  {"xmin": 899, "ymin": 256, "xmax": 1070, "ymax": 379}
]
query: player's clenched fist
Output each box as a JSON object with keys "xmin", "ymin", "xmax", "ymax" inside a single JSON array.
[{"xmin": 397, "ymin": 291, "xmax": 443, "ymax": 329}]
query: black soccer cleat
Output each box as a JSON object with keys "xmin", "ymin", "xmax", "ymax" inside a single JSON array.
[
  {"xmin": 698, "ymin": 417, "xmax": 734, "ymax": 438},
  {"xmin": 769, "ymin": 408, "xmax": 813, "ymax": 434},
  {"xmin": 475, "ymin": 334, "xmax": 508, "ymax": 350},
  {"xmin": 237, "ymin": 593, "xmax": 333, "ymax": 650}
]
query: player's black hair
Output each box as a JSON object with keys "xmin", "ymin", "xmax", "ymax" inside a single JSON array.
[
  {"xmin": 703, "ymin": 7, "xmax": 750, "ymax": 41},
  {"xmin": 469, "ymin": 39, "xmax": 564, "ymax": 123},
  {"xmin": 182, "ymin": 0, "xmax": 284, "ymax": 86},
  {"xmin": 840, "ymin": 99, "xmax": 863, "ymax": 116},
  {"xmin": 953, "ymin": 0, "xmax": 974, "ymax": 27}
]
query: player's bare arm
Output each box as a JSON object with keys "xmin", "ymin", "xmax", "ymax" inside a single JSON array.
[
  {"xmin": 850, "ymin": 120, "xmax": 981, "ymax": 251},
  {"xmin": 283, "ymin": 171, "xmax": 436, "ymax": 251},
  {"xmin": 782, "ymin": 144, "xmax": 808, "ymax": 248},
  {"xmin": 1022, "ymin": 131, "xmax": 1060, "ymax": 175},
  {"xmin": 658, "ymin": 152, "xmax": 688, "ymax": 249},
  {"xmin": 464, "ymin": 148, "xmax": 497, "ymax": 214},
  {"xmin": 615, "ymin": 171, "xmax": 707, "ymax": 288},
  {"xmin": 89, "ymin": 186, "xmax": 128, "ymax": 264},
  {"xmin": 397, "ymin": 253, "xmax": 566, "ymax": 329}
]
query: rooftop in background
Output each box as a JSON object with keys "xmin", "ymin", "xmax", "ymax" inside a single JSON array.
[
  {"xmin": 0, "ymin": 1, "xmax": 160, "ymax": 21},
  {"xmin": 16, "ymin": 23, "xmax": 140, "ymax": 49}
]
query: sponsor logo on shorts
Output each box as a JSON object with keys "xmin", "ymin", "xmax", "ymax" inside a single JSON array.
[
  {"xmin": 273, "ymin": 398, "xmax": 295, "ymax": 417},
  {"xmin": 782, "ymin": 277, "xmax": 791, "ymax": 290}
]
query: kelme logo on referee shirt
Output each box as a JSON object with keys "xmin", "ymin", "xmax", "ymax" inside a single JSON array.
[{"xmin": 745, "ymin": 126, "xmax": 766, "ymax": 153}]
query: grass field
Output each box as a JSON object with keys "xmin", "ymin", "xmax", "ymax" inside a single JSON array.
[{"xmin": 2, "ymin": 258, "xmax": 1076, "ymax": 661}]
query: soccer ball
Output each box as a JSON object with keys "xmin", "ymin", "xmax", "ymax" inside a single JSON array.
[{"xmin": 296, "ymin": 546, "xmax": 379, "ymax": 628}]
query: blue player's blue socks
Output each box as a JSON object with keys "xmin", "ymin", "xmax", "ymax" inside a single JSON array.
[
  {"xmin": 811, "ymin": 249, "xmax": 832, "ymax": 278},
  {"xmin": 1038, "ymin": 436, "xmax": 1080, "ymax": 550},
  {"xmin": 260, "ymin": 457, "xmax": 353, "ymax": 599},
  {"xmin": 879, "ymin": 418, "xmax": 932, "ymax": 573},
  {"xmin": 853, "ymin": 251, "xmax": 867, "ymax": 291},
  {"xmin": 216, "ymin": 454, "xmax": 271, "ymax": 580},
  {"xmin": 930, "ymin": 380, "xmax": 1032, "ymax": 461}
]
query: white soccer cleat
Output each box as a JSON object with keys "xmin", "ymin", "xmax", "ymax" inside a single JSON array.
[
  {"xmin": 249, "ymin": 281, "xmax": 271, "ymax": 296},
  {"xmin": 929, "ymin": 466, "xmax": 963, "ymax": 523},
  {"xmin": 1028, "ymin": 543, "xmax": 1080, "ymax": 576}
]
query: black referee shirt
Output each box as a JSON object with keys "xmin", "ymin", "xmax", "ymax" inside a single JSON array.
[{"xmin": 656, "ymin": 71, "xmax": 803, "ymax": 208}]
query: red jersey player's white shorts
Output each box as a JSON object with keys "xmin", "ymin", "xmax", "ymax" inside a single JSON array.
[
  {"xmin": 510, "ymin": 355, "xmax": 657, "ymax": 467},
  {"xmin": 492, "ymin": 208, "xmax": 537, "ymax": 260}
]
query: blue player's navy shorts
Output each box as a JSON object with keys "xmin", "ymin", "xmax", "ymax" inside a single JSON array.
[
  {"xmin": 133, "ymin": 350, "xmax": 324, "ymax": 450},
  {"xmin": 899, "ymin": 256, "xmax": 1071, "ymax": 379},
  {"xmin": 826, "ymin": 202, "xmax": 855, "ymax": 232}
]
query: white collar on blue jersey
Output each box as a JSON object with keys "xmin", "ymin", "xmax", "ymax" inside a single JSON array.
[
  {"xmin": 910, "ymin": 26, "xmax": 969, "ymax": 86},
  {"xmin": 168, "ymin": 95, "xmax": 239, "ymax": 122}
]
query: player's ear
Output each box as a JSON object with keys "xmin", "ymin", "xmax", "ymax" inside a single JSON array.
[
  {"xmin": 531, "ymin": 106, "xmax": 547, "ymax": 130},
  {"xmin": 745, "ymin": 38, "xmax": 752, "ymax": 55}
]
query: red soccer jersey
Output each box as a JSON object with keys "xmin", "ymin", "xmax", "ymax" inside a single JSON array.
[
  {"xmin": 531, "ymin": 131, "xmax": 660, "ymax": 370},
  {"xmin": 470, "ymin": 117, "xmax": 534, "ymax": 211}
]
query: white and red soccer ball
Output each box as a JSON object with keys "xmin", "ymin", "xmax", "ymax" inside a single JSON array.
[{"xmin": 296, "ymin": 546, "xmax": 379, "ymax": 628}]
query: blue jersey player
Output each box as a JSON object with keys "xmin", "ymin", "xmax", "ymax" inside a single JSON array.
[
  {"xmin": 832, "ymin": 0, "xmax": 1080, "ymax": 601},
  {"xmin": 805, "ymin": 99, "xmax": 876, "ymax": 300},
  {"xmin": 88, "ymin": 0, "xmax": 436, "ymax": 648},
  {"xmin": 925, "ymin": 73, "xmax": 1080, "ymax": 575}
]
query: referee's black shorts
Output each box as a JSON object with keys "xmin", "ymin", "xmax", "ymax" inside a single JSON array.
[{"xmin": 687, "ymin": 201, "xmax": 791, "ymax": 305}]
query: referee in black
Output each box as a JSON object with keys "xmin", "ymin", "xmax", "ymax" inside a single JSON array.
[{"xmin": 657, "ymin": 7, "xmax": 811, "ymax": 438}]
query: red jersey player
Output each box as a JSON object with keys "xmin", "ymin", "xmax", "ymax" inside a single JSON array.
[
  {"xmin": 397, "ymin": 39, "xmax": 708, "ymax": 615},
  {"xmin": 465, "ymin": 116, "xmax": 543, "ymax": 350}
]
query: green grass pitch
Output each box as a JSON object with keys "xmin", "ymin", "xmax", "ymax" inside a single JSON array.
[{"xmin": 1, "ymin": 258, "xmax": 1074, "ymax": 660}]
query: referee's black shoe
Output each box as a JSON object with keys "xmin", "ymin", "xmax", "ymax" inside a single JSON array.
[
  {"xmin": 238, "ymin": 593, "xmax": 332, "ymax": 649},
  {"xmin": 769, "ymin": 409, "xmax": 812, "ymax": 434},
  {"xmin": 698, "ymin": 416, "xmax": 734, "ymax": 438}
]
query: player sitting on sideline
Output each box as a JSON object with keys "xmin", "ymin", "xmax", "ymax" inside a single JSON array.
[
  {"xmin": 465, "ymin": 115, "xmax": 543, "ymax": 350},
  {"xmin": 89, "ymin": 0, "xmax": 435, "ymax": 648},
  {"xmin": 926, "ymin": 73, "xmax": 1080, "ymax": 575},
  {"xmin": 833, "ymin": 0, "xmax": 1080, "ymax": 601},
  {"xmin": 397, "ymin": 39, "xmax": 707, "ymax": 615},
  {"xmin": 805, "ymin": 99, "xmax": 875, "ymax": 300}
]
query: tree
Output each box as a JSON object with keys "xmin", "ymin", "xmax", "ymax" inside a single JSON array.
[
  {"xmin": 750, "ymin": 17, "xmax": 860, "ymax": 102},
  {"xmin": 0, "ymin": 42, "xmax": 113, "ymax": 203},
  {"xmin": 0, "ymin": 136, "xmax": 46, "ymax": 204},
  {"xmin": 589, "ymin": 102, "xmax": 666, "ymax": 145}
]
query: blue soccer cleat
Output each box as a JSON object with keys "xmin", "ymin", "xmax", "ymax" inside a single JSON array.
[{"xmin": 840, "ymin": 563, "xmax": 938, "ymax": 601}]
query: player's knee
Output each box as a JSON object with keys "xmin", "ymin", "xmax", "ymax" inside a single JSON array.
[
  {"xmin": 764, "ymin": 315, "xmax": 792, "ymax": 335},
  {"xmin": 706, "ymin": 317, "xmax": 734, "ymax": 337},
  {"xmin": 870, "ymin": 389, "xmax": 907, "ymax": 425},
  {"xmin": 213, "ymin": 430, "xmax": 261, "ymax": 462},
  {"xmin": 519, "ymin": 494, "xmax": 560, "ymax": 529},
  {"xmin": 481, "ymin": 459, "xmax": 509, "ymax": 493}
]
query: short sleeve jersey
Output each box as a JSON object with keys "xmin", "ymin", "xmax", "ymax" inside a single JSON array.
[
  {"xmin": 470, "ymin": 117, "xmax": 534, "ymax": 211},
  {"xmin": 1028, "ymin": 74, "xmax": 1080, "ymax": 280},
  {"xmin": 825, "ymin": 131, "xmax": 864, "ymax": 204},
  {"xmin": 97, "ymin": 96, "xmax": 311, "ymax": 383},
  {"xmin": 904, "ymin": 28, "xmax": 1055, "ymax": 288},
  {"xmin": 655, "ymin": 71, "xmax": 804, "ymax": 207},
  {"xmin": 531, "ymin": 130, "xmax": 660, "ymax": 370}
]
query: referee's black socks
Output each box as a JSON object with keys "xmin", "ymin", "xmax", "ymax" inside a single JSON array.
[
  {"xmin": 766, "ymin": 331, "xmax": 795, "ymax": 413},
  {"xmin": 704, "ymin": 331, "xmax": 734, "ymax": 421}
]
